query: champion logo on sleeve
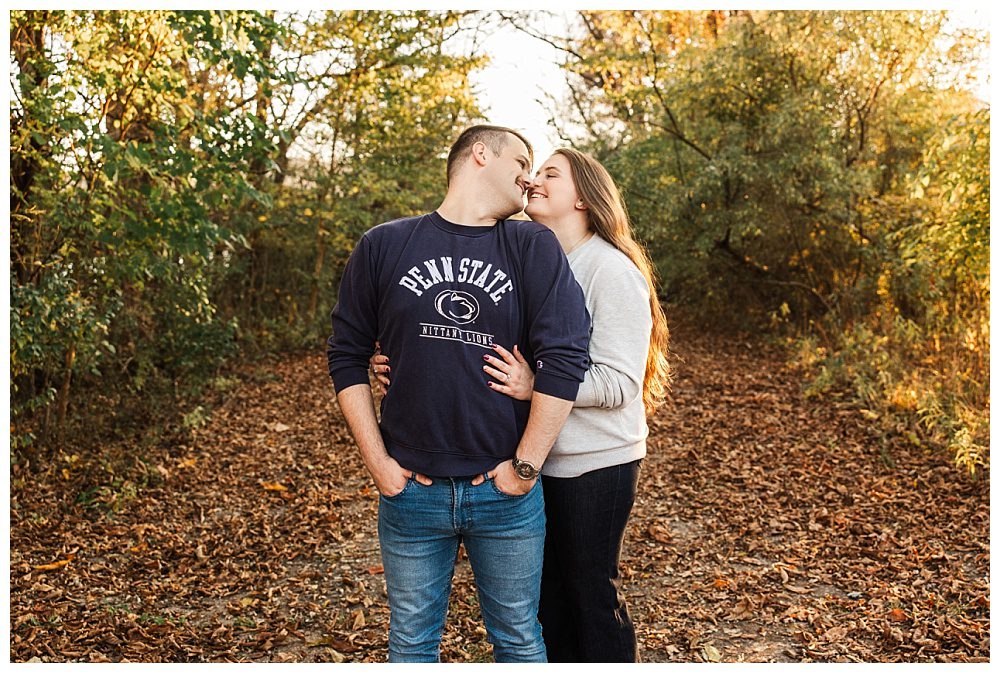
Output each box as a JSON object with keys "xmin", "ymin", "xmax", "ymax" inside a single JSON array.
[{"xmin": 536, "ymin": 360, "xmax": 544, "ymax": 369}]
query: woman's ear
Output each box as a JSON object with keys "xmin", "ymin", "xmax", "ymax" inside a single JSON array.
[{"xmin": 575, "ymin": 199, "xmax": 588, "ymax": 210}]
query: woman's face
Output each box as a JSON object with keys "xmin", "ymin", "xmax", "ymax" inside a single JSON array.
[{"xmin": 524, "ymin": 153, "xmax": 581, "ymax": 223}]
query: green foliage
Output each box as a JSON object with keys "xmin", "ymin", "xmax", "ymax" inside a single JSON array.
[
  {"xmin": 11, "ymin": 10, "xmax": 277, "ymax": 447},
  {"xmin": 14, "ymin": 9, "xmax": 985, "ymax": 475},
  {"xmin": 10, "ymin": 10, "xmax": 484, "ymax": 455},
  {"xmin": 555, "ymin": 10, "xmax": 987, "ymax": 472},
  {"xmin": 798, "ymin": 109, "xmax": 989, "ymax": 475},
  {"xmin": 213, "ymin": 10, "xmax": 483, "ymax": 350}
]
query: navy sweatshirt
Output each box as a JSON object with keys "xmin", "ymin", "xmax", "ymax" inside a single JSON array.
[{"xmin": 327, "ymin": 210, "xmax": 591, "ymax": 477}]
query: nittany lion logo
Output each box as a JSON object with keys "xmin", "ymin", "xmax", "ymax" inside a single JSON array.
[{"xmin": 434, "ymin": 290, "xmax": 480, "ymax": 325}]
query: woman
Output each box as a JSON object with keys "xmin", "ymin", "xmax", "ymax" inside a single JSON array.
[{"xmin": 372, "ymin": 148, "xmax": 670, "ymax": 662}]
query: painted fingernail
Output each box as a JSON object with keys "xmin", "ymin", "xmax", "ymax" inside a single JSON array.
[
  {"xmin": 483, "ymin": 355, "xmax": 489, "ymax": 361},
  {"xmin": 487, "ymin": 382, "xmax": 493, "ymax": 387}
]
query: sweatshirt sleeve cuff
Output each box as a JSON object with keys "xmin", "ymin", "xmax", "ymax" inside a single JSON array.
[
  {"xmin": 332, "ymin": 367, "xmax": 372, "ymax": 394},
  {"xmin": 533, "ymin": 371, "xmax": 581, "ymax": 401}
]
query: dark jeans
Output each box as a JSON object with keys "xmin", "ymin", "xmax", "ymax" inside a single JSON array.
[{"xmin": 538, "ymin": 459, "xmax": 641, "ymax": 662}]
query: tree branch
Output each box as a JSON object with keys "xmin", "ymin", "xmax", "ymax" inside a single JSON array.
[{"xmin": 496, "ymin": 11, "xmax": 587, "ymax": 63}]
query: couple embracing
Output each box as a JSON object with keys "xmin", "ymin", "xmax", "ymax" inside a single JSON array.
[{"xmin": 327, "ymin": 125, "xmax": 669, "ymax": 663}]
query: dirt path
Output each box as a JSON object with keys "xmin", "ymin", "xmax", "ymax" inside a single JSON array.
[{"xmin": 10, "ymin": 323, "xmax": 989, "ymax": 662}]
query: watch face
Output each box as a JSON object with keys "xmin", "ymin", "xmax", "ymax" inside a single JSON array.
[{"xmin": 515, "ymin": 463, "xmax": 535, "ymax": 479}]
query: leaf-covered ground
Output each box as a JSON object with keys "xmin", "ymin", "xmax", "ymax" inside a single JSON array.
[{"xmin": 10, "ymin": 321, "xmax": 989, "ymax": 662}]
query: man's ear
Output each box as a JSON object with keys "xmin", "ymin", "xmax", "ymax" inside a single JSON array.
[{"xmin": 471, "ymin": 141, "xmax": 489, "ymax": 167}]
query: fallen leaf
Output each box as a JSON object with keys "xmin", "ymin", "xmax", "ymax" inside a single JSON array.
[
  {"xmin": 261, "ymin": 481, "xmax": 288, "ymax": 492},
  {"xmin": 367, "ymin": 565, "xmax": 384, "ymax": 575},
  {"xmin": 648, "ymin": 523, "xmax": 672, "ymax": 543},
  {"xmin": 34, "ymin": 553, "xmax": 75, "ymax": 572},
  {"xmin": 306, "ymin": 637, "xmax": 360, "ymax": 653},
  {"xmin": 702, "ymin": 644, "xmax": 722, "ymax": 662},
  {"xmin": 888, "ymin": 608, "xmax": 909, "ymax": 622},
  {"xmin": 352, "ymin": 608, "xmax": 366, "ymax": 630},
  {"xmin": 729, "ymin": 596, "xmax": 757, "ymax": 620}
]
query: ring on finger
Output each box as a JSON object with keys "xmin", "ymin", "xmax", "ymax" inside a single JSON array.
[{"xmin": 504, "ymin": 372, "xmax": 511, "ymax": 383}]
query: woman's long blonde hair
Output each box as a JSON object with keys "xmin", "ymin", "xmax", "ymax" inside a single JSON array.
[{"xmin": 555, "ymin": 148, "xmax": 671, "ymax": 413}]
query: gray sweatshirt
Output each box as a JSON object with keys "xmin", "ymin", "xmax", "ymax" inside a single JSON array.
[{"xmin": 543, "ymin": 234, "xmax": 651, "ymax": 478}]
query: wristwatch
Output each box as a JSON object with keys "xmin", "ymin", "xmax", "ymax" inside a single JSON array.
[{"xmin": 511, "ymin": 457, "xmax": 540, "ymax": 480}]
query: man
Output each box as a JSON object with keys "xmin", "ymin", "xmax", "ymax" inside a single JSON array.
[{"xmin": 326, "ymin": 125, "xmax": 590, "ymax": 662}]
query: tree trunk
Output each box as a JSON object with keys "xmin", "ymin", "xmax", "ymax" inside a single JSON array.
[
  {"xmin": 11, "ymin": 11, "xmax": 52, "ymax": 285},
  {"xmin": 41, "ymin": 371, "xmax": 52, "ymax": 442},
  {"xmin": 307, "ymin": 226, "xmax": 327, "ymax": 319},
  {"xmin": 250, "ymin": 10, "xmax": 275, "ymax": 187},
  {"xmin": 54, "ymin": 343, "xmax": 76, "ymax": 436}
]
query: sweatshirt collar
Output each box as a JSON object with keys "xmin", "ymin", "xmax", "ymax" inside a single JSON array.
[
  {"xmin": 566, "ymin": 230, "xmax": 600, "ymax": 261},
  {"xmin": 428, "ymin": 210, "xmax": 498, "ymax": 237}
]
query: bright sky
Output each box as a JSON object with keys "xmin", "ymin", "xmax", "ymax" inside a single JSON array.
[{"xmin": 466, "ymin": 12, "xmax": 574, "ymax": 170}]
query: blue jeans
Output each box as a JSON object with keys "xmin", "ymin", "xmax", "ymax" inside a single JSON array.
[{"xmin": 378, "ymin": 474, "xmax": 547, "ymax": 663}]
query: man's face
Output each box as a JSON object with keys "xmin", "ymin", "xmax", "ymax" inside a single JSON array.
[{"xmin": 484, "ymin": 135, "xmax": 532, "ymax": 218}]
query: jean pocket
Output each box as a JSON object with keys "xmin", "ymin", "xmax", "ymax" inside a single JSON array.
[
  {"xmin": 488, "ymin": 476, "xmax": 532, "ymax": 499},
  {"xmin": 381, "ymin": 475, "xmax": 415, "ymax": 501}
]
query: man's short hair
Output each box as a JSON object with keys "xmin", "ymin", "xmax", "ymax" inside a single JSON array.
[{"xmin": 446, "ymin": 125, "xmax": 534, "ymax": 185}]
